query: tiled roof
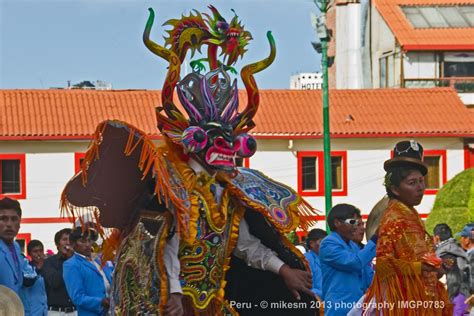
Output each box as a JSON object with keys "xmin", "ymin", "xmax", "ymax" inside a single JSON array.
[
  {"xmin": 374, "ymin": 0, "xmax": 474, "ymax": 51},
  {"xmin": 0, "ymin": 88, "xmax": 473, "ymax": 139},
  {"xmin": 253, "ymin": 88, "xmax": 474, "ymax": 137}
]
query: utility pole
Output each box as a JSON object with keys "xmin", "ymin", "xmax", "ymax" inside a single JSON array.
[{"xmin": 313, "ymin": 0, "xmax": 332, "ymax": 231}]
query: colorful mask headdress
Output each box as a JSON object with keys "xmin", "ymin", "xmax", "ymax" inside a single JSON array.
[
  {"xmin": 60, "ymin": 6, "xmax": 281, "ymax": 255},
  {"xmin": 143, "ymin": 6, "xmax": 276, "ymax": 171}
]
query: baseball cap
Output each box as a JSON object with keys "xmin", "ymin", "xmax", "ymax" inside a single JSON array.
[{"xmin": 455, "ymin": 224, "xmax": 474, "ymax": 238}]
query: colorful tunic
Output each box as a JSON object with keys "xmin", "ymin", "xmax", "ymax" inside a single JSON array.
[{"xmin": 364, "ymin": 199, "xmax": 451, "ymax": 315}]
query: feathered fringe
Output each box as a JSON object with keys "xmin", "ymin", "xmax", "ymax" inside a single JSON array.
[
  {"xmin": 101, "ymin": 229, "xmax": 122, "ymax": 264},
  {"xmin": 79, "ymin": 120, "xmax": 108, "ymax": 186},
  {"xmin": 126, "ymin": 127, "xmax": 189, "ymax": 236},
  {"xmin": 364, "ymin": 257, "xmax": 451, "ymax": 315},
  {"xmin": 60, "ymin": 120, "xmax": 190, "ymax": 259},
  {"xmin": 296, "ymin": 198, "xmax": 319, "ymax": 231},
  {"xmin": 156, "ymin": 223, "xmax": 170, "ymax": 315}
]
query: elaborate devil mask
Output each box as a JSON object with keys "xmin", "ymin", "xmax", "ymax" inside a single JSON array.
[
  {"xmin": 142, "ymin": 6, "xmax": 276, "ymax": 173},
  {"xmin": 177, "ymin": 68, "xmax": 257, "ymax": 172}
]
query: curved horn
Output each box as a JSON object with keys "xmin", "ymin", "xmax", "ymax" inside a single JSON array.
[
  {"xmin": 234, "ymin": 31, "xmax": 276, "ymax": 132},
  {"xmin": 143, "ymin": 8, "xmax": 184, "ymax": 123}
]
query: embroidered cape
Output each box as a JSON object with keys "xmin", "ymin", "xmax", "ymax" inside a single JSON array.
[{"xmin": 364, "ymin": 199, "xmax": 451, "ymax": 315}]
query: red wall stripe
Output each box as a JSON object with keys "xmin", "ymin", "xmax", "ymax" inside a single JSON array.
[{"xmin": 21, "ymin": 217, "xmax": 73, "ymax": 224}]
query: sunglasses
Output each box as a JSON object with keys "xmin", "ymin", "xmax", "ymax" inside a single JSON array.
[{"xmin": 342, "ymin": 218, "xmax": 360, "ymax": 226}]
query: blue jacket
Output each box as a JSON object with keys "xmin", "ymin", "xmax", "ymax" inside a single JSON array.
[
  {"xmin": 63, "ymin": 254, "xmax": 112, "ymax": 316},
  {"xmin": 320, "ymin": 232, "xmax": 376, "ymax": 316},
  {"xmin": 361, "ymin": 255, "xmax": 375, "ymax": 291},
  {"xmin": 304, "ymin": 250, "xmax": 323, "ymax": 298},
  {"xmin": 0, "ymin": 239, "xmax": 24, "ymax": 295},
  {"xmin": 20, "ymin": 260, "xmax": 48, "ymax": 316}
]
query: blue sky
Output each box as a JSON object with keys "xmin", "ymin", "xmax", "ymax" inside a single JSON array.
[{"xmin": 0, "ymin": 0, "xmax": 321, "ymax": 90}]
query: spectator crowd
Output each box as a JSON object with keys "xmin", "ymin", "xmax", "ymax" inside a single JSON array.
[{"xmin": 0, "ymin": 197, "xmax": 112, "ymax": 316}]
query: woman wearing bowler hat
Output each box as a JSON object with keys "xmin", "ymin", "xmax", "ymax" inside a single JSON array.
[{"xmin": 363, "ymin": 140, "xmax": 451, "ymax": 315}]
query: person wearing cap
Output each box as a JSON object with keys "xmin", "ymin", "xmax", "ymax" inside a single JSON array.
[
  {"xmin": 434, "ymin": 223, "xmax": 470, "ymax": 316},
  {"xmin": 320, "ymin": 204, "xmax": 377, "ymax": 316},
  {"xmin": 363, "ymin": 140, "xmax": 451, "ymax": 315},
  {"xmin": 63, "ymin": 227, "xmax": 112, "ymax": 316},
  {"xmin": 457, "ymin": 225, "xmax": 474, "ymax": 254},
  {"xmin": 0, "ymin": 197, "xmax": 26, "ymax": 296},
  {"xmin": 457, "ymin": 224, "xmax": 474, "ymax": 301},
  {"xmin": 304, "ymin": 228, "xmax": 327, "ymax": 298}
]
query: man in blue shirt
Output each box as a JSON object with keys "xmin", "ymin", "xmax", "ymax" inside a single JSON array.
[
  {"xmin": 352, "ymin": 215, "xmax": 375, "ymax": 292},
  {"xmin": 0, "ymin": 197, "xmax": 25, "ymax": 296},
  {"xmin": 63, "ymin": 227, "xmax": 112, "ymax": 316},
  {"xmin": 319, "ymin": 204, "xmax": 377, "ymax": 316},
  {"xmin": 304, "ymin": 228, "xmax": 327, "ymax": 299},
  {"xmin": 20, "ymin": 239, "xmax": 48, "ymax": 316}
]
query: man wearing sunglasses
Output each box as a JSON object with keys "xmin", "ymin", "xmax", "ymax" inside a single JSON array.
[{"xmin": 319, "ymin": 204, "xmax": 378, "ymax": 316}]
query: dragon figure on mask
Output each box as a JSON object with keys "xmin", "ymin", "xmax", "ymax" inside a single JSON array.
[{"xmin": 61, "ymin": 5, "xmax": 320, "ymax": 316}]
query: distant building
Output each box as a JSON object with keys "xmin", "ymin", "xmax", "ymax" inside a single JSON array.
[
  {"xmin": 290, "ymin": 72, "xmax": 323, "ymax": 90},
  {"xmin": 95, "ymin": 80, "xmax": 113, "ymax": 90},
  {"xmin": 323, "ymin": 0, "xmax": 474, "ymax": 106},
  {"xmin": 66, "ymin": 80, "xmax": 113, "ymax": 90}
]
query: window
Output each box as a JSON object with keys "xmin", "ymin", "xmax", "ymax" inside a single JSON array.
[
  {"xmin": 75, "ymin": 152, "xmax": 86, "ymax": 174},
  {"xmin": 16, "ymin": 233, "xmax": 31, "ymax": 254},
  {"xmin": 423, "ymin": 150, "xmax": 447, "ymax": 195},
  {"xmin": 302, "ymin": 156, "xmax": 318, "ymax": 191},
  {"xmin": 424, "ymin": 156, "xmax": 441, "ymax": 189},
  {"xmin": 297, "ymin": 151, "xmax": 347, "ymax": 196},
  {"xmin": 465, "ymin": 145, "xmax": 474, "ymax": 169},
  {"xmin": 0, "ymin": 154, "xmax": 26, "ymax": 199},
  {"xmin": 331, "ymin": 151, "xmax": 348, "ymax": 196},
  {"xmin": 401, "ymin": 6, "xmax": 474, "ymax": 28},
  {"xmin": 444, "ymin": 62, "xmax": 474, "ymax": 77},
  {"xmin": 331, "ymin": 156, "xmax": 342, "ymax": 190},
  {"xmin": 380, "ymin": 54, "xmax": 396, "ymax": 88}
]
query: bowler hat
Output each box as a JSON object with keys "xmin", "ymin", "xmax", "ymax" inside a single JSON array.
[
  {"xmin": 383, "ymin": 140, "xmax": 428, "ymax": 175},
  {"xmin": 0, "ymin": 285, "xmax": 24, "ymax": 316}
]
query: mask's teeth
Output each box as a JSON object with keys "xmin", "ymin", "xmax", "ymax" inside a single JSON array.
[{"xmin": 208, "ymin": 152, "xmax": 218, "ymax": 163}]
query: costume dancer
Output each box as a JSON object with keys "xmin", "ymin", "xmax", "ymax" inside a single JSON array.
[{"xmin": 61, "ymin": 6, "xmax": 319, "ymax": 316}]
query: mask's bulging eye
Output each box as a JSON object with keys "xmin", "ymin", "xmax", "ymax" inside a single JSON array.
[
  {"xmin": 181, "ymin": 126, "xmax": 208, "ymax": 153},
  {"xmin": 235, "ymin": 134, "xmax": 257, "ymax": 157}
]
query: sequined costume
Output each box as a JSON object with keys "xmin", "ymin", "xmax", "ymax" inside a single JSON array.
[
  {"xmin": 364, "ymin": 199, "xmax": 451, "ymax": 315},
  {"xmin": 60, "ymin": 6, "xmax": 319, "ymax": 316}
]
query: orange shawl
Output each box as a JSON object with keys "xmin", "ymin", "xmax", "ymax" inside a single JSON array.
[{"xmin": 364, "ymin": 199, "xmax": 451, "ymax": 315}]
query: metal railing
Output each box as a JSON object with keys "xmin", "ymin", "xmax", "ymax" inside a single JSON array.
[{"xmin": 403, "ymin": 77, "xmax": 474, "ymax": 93}]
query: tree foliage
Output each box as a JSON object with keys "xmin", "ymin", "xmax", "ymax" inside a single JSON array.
[{"xmin": 426, "ymin": 168, "xmax": 474, "ymax": 236}]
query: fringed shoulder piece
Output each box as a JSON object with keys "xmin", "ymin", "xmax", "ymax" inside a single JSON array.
[
  {"xmin": 60, "ymin": 120, "xmax": 193, "ymax": 254},
  {"xmin": 220, "ymin": 167, "xmax": 318, "ymax": 233}
]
